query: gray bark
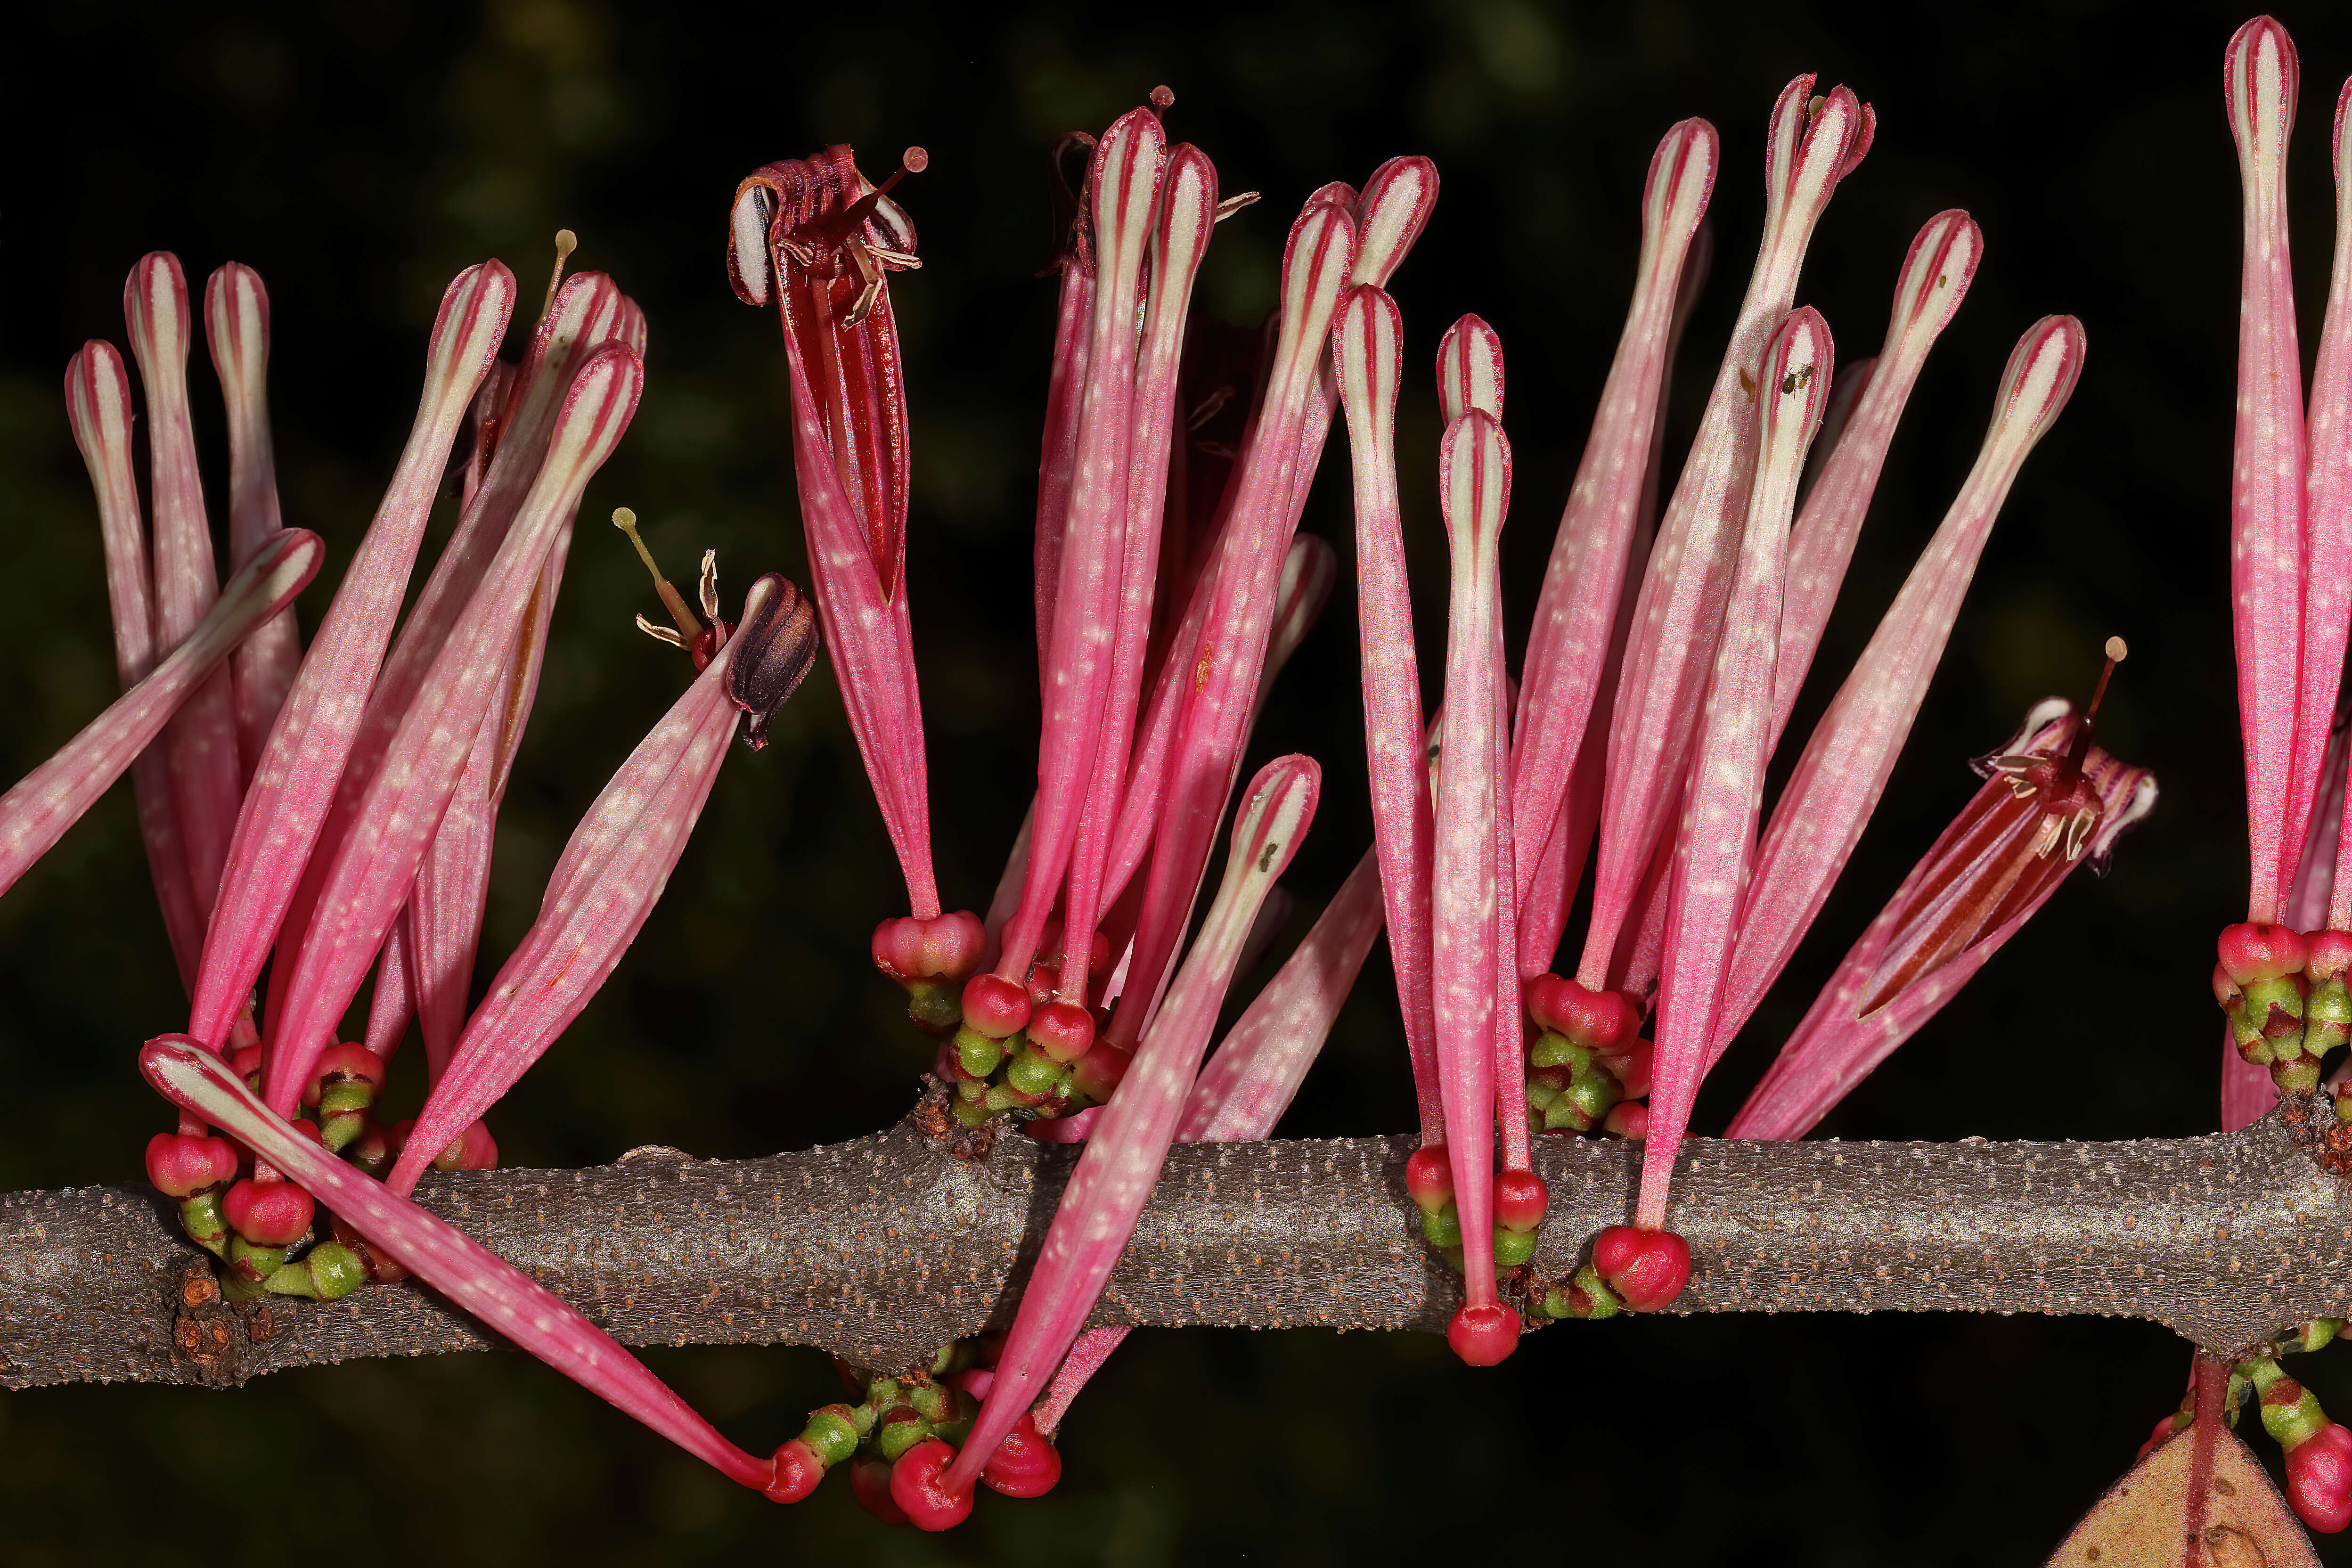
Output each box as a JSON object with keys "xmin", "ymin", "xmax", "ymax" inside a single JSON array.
[{"xmin": 3, "ymin": 1100, "xmax": 2347, "ymax": 1391}]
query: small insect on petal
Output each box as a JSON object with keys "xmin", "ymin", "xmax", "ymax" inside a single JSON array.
[{"xmin": 726, "ymin": 575, "xmax": 821, "ymax": 751}]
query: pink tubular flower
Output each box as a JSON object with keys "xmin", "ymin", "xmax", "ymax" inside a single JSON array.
[
  {"xmin": 2226, "ymin": 16, "xmax": 2308, "ymax": 922},
  {"xmin": 389, "ymin": 573, "xmax": 818, "ymax": 1194},
  {"xmin": 63, "ymin": 342, "xmax": 204, "ymax": 986},
  {"xmin": 1430, "ymin": 366, "xmax": 1519, "ymax": 1364},
  {"xmin": 204, "ymin": 261, "xmax": 305, "ymax": 774},
  {"xmin": 729, "ymin": 146, "xmax": 940, "ymax": 920},
  {"xmin": 947, "ymin": 755, "xmax": 1321, "ymax": 1494},
  {"xmin": 1333, "ymin": 285, "xmax": 1442, "ymax": 1143},
  {"xmin": 1509, "ymin": 118, "xmax": 1716, "ymax": 918},
  {"xmin": 1636, "ymin": 308, "xmax": 1832, "ymax": 1233},
  {"xmin": 188, "ymin": 261, "xmax": 518, "ymax": 1054},
  {"xmin": 1730, "ymin": 697, "xmax": 2155, "ymax": 1140},
  {"xmin": 124, "ymin": 254, "xmax": 243, "ymax": 932},
  {"xmin": 1577, "ymin": 78, "xmax": 1870, "ymax": 987}
]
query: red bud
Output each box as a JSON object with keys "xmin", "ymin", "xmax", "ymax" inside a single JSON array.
[
  {"xmin": 1592, "ymin": 1224, "xmax": 1691, "ymax": 1311},
  {"xmin": 981, "ymin": 1412, "xmax": 1063, "ymax": 1498},
  {"xmin": 1446, "ymin": 1303, "xmax": 1521, "ymax": 1366},
  {"xmin": 889, "ymin": 1437, "xmax": 973, "ymax": 1531},
  {"xmin": 221, "ymin": 1176, "xmax": 314, "ymax": 1246}
]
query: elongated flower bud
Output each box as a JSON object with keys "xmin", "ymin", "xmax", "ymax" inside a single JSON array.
[
  {"xmin": 1636, "ymin": 306, "xmax": 1832, "ymax": 1239},
  {"xmin": 189, "ymin": 261, "xmax": 517, "ymax": 1053},
  {"xmin": 2225, "ymin": 15, "xmax": 2309, "ymax": 921}
]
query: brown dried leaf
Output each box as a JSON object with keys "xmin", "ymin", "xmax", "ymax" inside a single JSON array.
[{"xmin": 2046, "ymin": 1421, "xmax": 2318, "ymax": 1568}]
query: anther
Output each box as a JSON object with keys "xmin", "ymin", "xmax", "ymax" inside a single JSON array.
[
  {"xmin": 612, "ymin": 507, "xmax": 704, "ymax": 647},
  {"xmin": 544, "ymin": 229, "xmax": 579, "ymax": 318},
  {"xmin": 1214, "ymin": 192, "xmax": 1262, "ymax": 224}
]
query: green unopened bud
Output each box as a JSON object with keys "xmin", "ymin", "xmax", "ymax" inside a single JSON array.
[
  {"xmin": 2307, "ymin": 979, "xmax": 2352, "ymax": 1058},
  {"xmin": 1540, "ymin": 1264, "xmax": 1622, "ymax": 1320},
  {"xmin": 1543, "ymin": 1096, "xmax": 1596, "ymax": 1133},
  {"xmin": 1529, "ymin": 1032, "xmax": 1591, "ymax": 1072},
  {"xmin": 951, "ymin": 1095, "xmax": 990, "ymax": 1127},
  {"xmin": 1494, "ymin": 1227, "xmax": 1537, "ymax": 1268},
  {"xmin": 801, "ymin": 1405, "xmax": 860, "ymax": 1469},
  {"xmin": 263, "ymin": 1241, "xmax": 366, "ymax": 1301},
  {"xmin": 906, "ymin": 981, "xmax": 962, "ymax": 1035},
  {"xmin": 178, "ymin": 1192, "xmax": 229, "ymax": 1257},
  {"xmin": 1525, "ymin": 1075, "xmax": 1562, "ymax": 1112},
  {"xmin": 222, "ymin": 1236, "xmax": 286, "ymax": 1304},
  {"xmin": 873, "ymin": 1409, "xmax": 932, "ymax": 1462},
  {"xmin": 954, "ymin": 1026, "xmax": 1005, "ymax": 1080},
  {"xmin": 909, "ymin": 1380, "xmax": 954, "ymax": 1424},
  {"xmin": 1004, "ymin": 1046, "xmax": 1060, "ymax": 1099},
  {"xmin": 1420, "ymin": 1206, "xmax": 1462, "ymax": 1249}
]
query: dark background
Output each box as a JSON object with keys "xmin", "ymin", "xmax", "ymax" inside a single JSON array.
[{"xmin": 0, "ymin": 0, "xmax": 2333, "ymax": 1560}]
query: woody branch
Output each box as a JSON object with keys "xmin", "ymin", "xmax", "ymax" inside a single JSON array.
[{"xmin": 5, "ymin": 1098, "xmax": 2346, "ymax": 1393}]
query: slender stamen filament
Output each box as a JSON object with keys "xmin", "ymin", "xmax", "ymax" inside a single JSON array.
[
  {"xmin": 543, "ymin": 229, "xmax": 578, "ymax": 319},
  {"xmin": 612, "ymin": 506, "xmax": 703, "ymax": 645},
  {"xmin": 2061, "ymin": 634, "xmax": 2128, "ymax": 781}
]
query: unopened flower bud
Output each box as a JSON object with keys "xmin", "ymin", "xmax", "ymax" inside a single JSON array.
[
  {"xmin": 766, "ymin": 1438, "xmax": 826, "ymax": 1504},
  {"xmin": 982, "ymin": 1412, "xmax": 1062, "ymax": 1498},
  {"xmin": 961, "ymin": 973, "xmax": 1031, "ymax": 1039},
  {"xmin": 263, "ymin": 1241, "xmax": 366, "ymax": 1301},
  {"xmin": 1446, "ymin": 1303, "xmax": 1521, "ymax": 1366},
  {"xmin": 145, "ymin": 1133, "xmax": 239, "ymax": 1198},
  {"xmin": 1405, "ymin": 1145, "xmax": 1455, "ymax": 1215},
  {"xmin": 2288, "ymin": 1421, "xmax": 2352, "ymax": 1534},
  {"xmin": 1028, "ymin": 1001, "xmax": 1094, "ymax": 1065},
  {"xmin": 1067, "ymin": 1041, "xmax": 1130, "ymax": 1104},
  {"xmin": 1495, "ymin": 1169, "xmax": 1548, "ymax": 1233},
  {"xmin": 1592, "ymin": 1224, "xmax": 1692, "ymax": 1311},
  {"xmin": 889, "ymin": 1438, "xmax": 973, "ymax": 1531},
  {"xmin": 1603, "ymin": 1102, "xmax": 1650, "ymax": 1139},
  {"xmin": 1526, "ymin": 974, "xmax": 1636, "ymax": 1051},
  {"xmin": 1540, "ymin": 1263, "xmax": 1622, "ymax": 1320},
  {"xmin": 222, "ymin": 1176, "xmax": 314, "ymax": 1247}
]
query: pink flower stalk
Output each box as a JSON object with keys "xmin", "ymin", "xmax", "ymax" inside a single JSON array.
[
  {"xmin": 1333, "ymin": 285, "xmax": 1443, "ymax": 1143},
  {"xmin": 0, "ymin": 531, "xmax": 322, "ymax": 901},
  {"xmin": 1730, "ymin": 697, "xmax": 2155, "ymax": 1139},
  {"xmin": 124, "ymin": 254, "xmax": 244, "ymax": 929},
  {"xmin": 1635, "ymin": 307, "xmax": 1833, "ymax": 1234},
  {"xmin": 390, "ymin": 573, "xmax": 818, "ymax": 1194},
  {"xmin": 187, "ymin": 260, "xmax": 518, "ymax": 1054},
  {"xmin": 63, "ymin": 342, "xmax": 204, "ymax": 986},
  {"xmin": 1431, "ymin": 398, "xmax": 1519, "ymax": 1364},
  {"xmin": 1578, "ymin": 77, "xmax": 1870, "ymax": 987},
  {"xmin": 139, "ymin": 1036, "xmax": 795, "ymax": 1497},
  {"xmin": 204, "ymin": 262, "xmax": 305, "ymax": 774},
  {"xmin": 947, "ymin": 755, "xmax": 1321, "ymax": 1495},
  {"xmin": 258, "ymin": 343, "xmax": 644, "ymax": 1116},
  {"xmin": 1711, "ymin": 314, "xmax": 2087, "ymax": 1064},
  {"xmin": 1102, "ymin": 196, "xmax": 1357, "ymax": 1048},
  {"xmin": 2225, "ymin": 16, "xmax": 2310, "ymax": 923},
  {"xmin": 1508, "ymin": 118, "xmax": 1716, "ymax": 916},
  {"xmin": 729, "ymin": 146, "xmax": 941, "ymax": 920},
  {"xmin": 1770, "ymin": 210, "xmax": 1983, "ymax": 743}
]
